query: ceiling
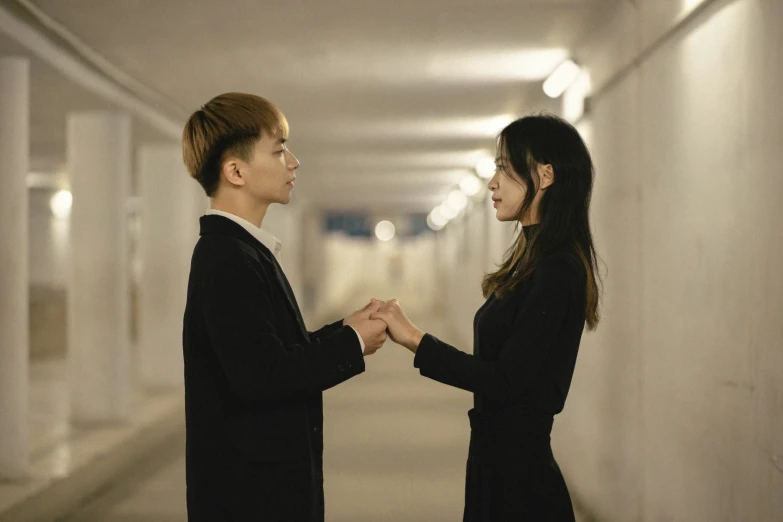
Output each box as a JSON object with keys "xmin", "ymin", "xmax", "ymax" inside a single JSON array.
[{"xmin": 1, "ymin": 0, "xmax": 614, "ymax": 212}]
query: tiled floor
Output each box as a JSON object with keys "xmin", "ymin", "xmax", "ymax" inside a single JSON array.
[
  {"xmin": 58, "ymin": 434, "xmax": 187, "ymax": 522},
  {"xmin": 0, "ymin": 354, "xmax": 184, "ymax": 521}
]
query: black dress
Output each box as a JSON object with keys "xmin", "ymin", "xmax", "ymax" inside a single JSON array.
[{"xmin": 413, "ymin": 232, "xmax": 586, "ymax": 521}]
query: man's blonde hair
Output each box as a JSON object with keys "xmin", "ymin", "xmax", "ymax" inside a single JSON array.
[{"xmin": 182, "ymin": 92, "xmax": 289, "ymax": 196}]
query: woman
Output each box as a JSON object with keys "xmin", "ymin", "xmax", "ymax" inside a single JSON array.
[{"xmin": 371, "ymin": 114, "xmax": 601, "ymax": 521}]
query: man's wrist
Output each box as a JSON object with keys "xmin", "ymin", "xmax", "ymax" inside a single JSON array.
[{"xmin": 346, "ymin": 325, "xmax": 365, "ymax": 354}]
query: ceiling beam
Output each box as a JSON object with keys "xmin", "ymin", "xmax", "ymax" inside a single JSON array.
[{"xmin": 0, "ymin": 2, "xmax": 183, "ymax": 139}]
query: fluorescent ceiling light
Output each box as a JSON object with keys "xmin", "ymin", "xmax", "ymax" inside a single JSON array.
[
  {"xmin": 543, "ymin": 59, "xmax": 581, "ymax": 98},
  {"xmin": 562, "ymin": 71, "xmax": 591, "ymax": 123},
  {"xmin": 475, "ymin": 157, "xmax": 496, "ymax": 179},
  {"xmin": 448, "ymin": 190, "xmax": 468, "ymax": 211},
  {"xmin": 429, "ymin": 49, "xmax": 569, "ymax": 82},
  {"xmin": 351, "ymin": 114, "xmax": 515, "ymax": 140},
  {"xmin": 459, "ymin": 174, "xmax": 482, "ymax": 196},
  {"xmin": 440, "ymin": 202, "xmax": 459, "ymax": 220},
  {"xmin": 429, "ymin": 207, "xmax": 449, "ymax": 228},
  {"xmin": 683, "ymin": 0, "xmax": 705, "ymax": 10},
  {"xmin": 375, "ymin": 220, "xmax": 396, "ymax": 241}
]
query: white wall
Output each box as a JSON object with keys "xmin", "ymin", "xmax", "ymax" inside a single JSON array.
[{"xmin": 554, "ymin": 0, "xmax": 783, "ymax": 520}]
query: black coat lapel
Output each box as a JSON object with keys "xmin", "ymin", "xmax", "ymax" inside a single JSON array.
[
  {"xmin": 199, "ymin": 215, "xmax": 310, "ymax": 341},
  {"xmin": 266, "ymin": 255, "xmax": 309, "ymax": 340}
]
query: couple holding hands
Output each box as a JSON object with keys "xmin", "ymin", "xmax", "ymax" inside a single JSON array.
[{"xmin": 181, "ymin": 92, "xmax": 600, "ymax": 522}]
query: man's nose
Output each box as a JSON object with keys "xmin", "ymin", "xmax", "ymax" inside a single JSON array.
[{"xmin": 287, "ymin": 151, "xmax": 300, "ymax": 170}]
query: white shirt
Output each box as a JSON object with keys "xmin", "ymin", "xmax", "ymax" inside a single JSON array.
[
  {"xmin": 206, "ymin": 209, "xmax": 283, "ymax": 261},
  {"xmin": 205, "ymin": 209, "xmax": 365, "ymax": 353}
]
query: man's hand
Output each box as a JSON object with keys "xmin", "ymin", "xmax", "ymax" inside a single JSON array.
[
  {"xmin": 344, "ymin": 299, "xmax": 387, "ymax": 356},
  {"xmin": 370, "ymin": 299, "xmax": 424, "ymax": 353},
  {"xmin": 343, "ymin": 299, "xmax": 382, "ymax": 327}
]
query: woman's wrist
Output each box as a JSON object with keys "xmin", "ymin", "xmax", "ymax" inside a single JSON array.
[{"xmin": 407, "ymin": 328, "xmax": 425, "ymax": 353}]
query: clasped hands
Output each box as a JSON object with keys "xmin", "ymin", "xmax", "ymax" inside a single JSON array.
[{"xmin": 342, "ymin": 298, "xmax": 425, "ymax": 356}]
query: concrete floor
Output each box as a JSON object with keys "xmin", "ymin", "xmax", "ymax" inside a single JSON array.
[{"xmin": 57, "ymin": 310, "xmax": 588, "ymax": 521}]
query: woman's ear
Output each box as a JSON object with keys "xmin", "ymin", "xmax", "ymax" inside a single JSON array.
[{"xmin": 538, "ymin": 163, "xmax": 554, "ymax": 190}]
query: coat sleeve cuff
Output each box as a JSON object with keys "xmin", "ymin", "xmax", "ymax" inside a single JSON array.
[{"xmin": 413, "ymin": 333, "xmax": 438, "ymax": 370}]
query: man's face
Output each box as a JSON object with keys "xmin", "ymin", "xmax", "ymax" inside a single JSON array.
[{"xmin": 238, "ymin": 132, "xmax": 300, "ymax": 205}]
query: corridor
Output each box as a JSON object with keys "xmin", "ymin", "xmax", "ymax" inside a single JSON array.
[{"xmin": 1, "ymin": 0, "xmax": 782, "ymax": 521}]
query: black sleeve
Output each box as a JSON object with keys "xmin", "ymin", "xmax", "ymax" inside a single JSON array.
[
  {"xmin": 309, "ymin": 319, "xmax": 345, "ymax": 340},
  {"xmin": 202, "ymin": 257, "xmax": 364, "ymax": 401},
  {"xmin": 412, "ymin": 257, "xmax": 578, "ymax": 404}
]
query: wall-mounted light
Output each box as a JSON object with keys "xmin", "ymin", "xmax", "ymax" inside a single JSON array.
[
  {"xmin": 50, "ymin": 189, "xmax": 73, "ymax": 219},
  {"xmin": 427, "ymin": 216, "xmax": 444, "ymax": 231},
  {"xmin": 543, "ymin": 59, "xmax": 581, "ymax": 99},
  {"xmin": 428, "ymin": 207, "xmax": 449, "ymax": 231},
  {"xmin": 459, "ymin": 174, "xmax": 482, "ymax": 196},
  {"xmin": 374, "ymin": 220, "xmax": 396, "ymax": 241}
]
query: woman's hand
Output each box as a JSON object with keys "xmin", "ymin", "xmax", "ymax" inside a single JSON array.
[{"xmin": 369, "ymin": 298, "xmax": 425, "ymax": 353}]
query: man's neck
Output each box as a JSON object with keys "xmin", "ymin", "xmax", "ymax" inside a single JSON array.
[{"xmin": 209, "ymin": 198, "xmax": 268, "ymax": 228}]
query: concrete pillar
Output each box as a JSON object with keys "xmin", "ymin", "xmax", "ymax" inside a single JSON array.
[
  {"xmin": 137, "ymin": 145, "xmax": 198, "ymax": 388},
  {"xmin": 0, "ymin": 57, "xmax": 29, "ymax": 478},
  {"xmin": 67, "ymin": 112, "xmax": 132, "ymax": 423}
]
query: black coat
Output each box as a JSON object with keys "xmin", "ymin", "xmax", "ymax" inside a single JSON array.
[
  {"xmin": 414, "ymin": 248, "xmax": 586, "ymax": 522},
  {"xmin": 182, "ymin": 215, "xmax": 365, "ymax": 522}
]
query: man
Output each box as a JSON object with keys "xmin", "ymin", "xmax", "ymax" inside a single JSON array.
[{"xmin": 181, "ymin": 92, "xmax": 387, "ymax": 521}]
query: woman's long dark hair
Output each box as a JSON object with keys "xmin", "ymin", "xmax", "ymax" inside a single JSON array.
[{"xmin": 481, "ymin": 114, "xmax": 602, "ymax": 330}]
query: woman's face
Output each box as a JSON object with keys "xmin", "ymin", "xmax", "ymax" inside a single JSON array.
[
  {"xmin": 488, "ymin": 151, "xmax": 526, "ymax": 222},
  {"xmin": 487, "ymin": 146, "xmax": 553, "ymax": 225}
]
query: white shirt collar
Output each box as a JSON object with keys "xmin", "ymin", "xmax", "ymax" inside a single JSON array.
[{"xmin": 205, "ymin": 209, "xmax": 282, "ymax": 260}]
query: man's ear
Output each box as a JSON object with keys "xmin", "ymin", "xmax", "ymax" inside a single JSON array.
[
  {"xmin": 221, "ymin": 158, "xmax": 245, "ymax": 187},
  {"xmin": 538, "ymin": 163, "xmax": 554, "ymax": 190}
]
